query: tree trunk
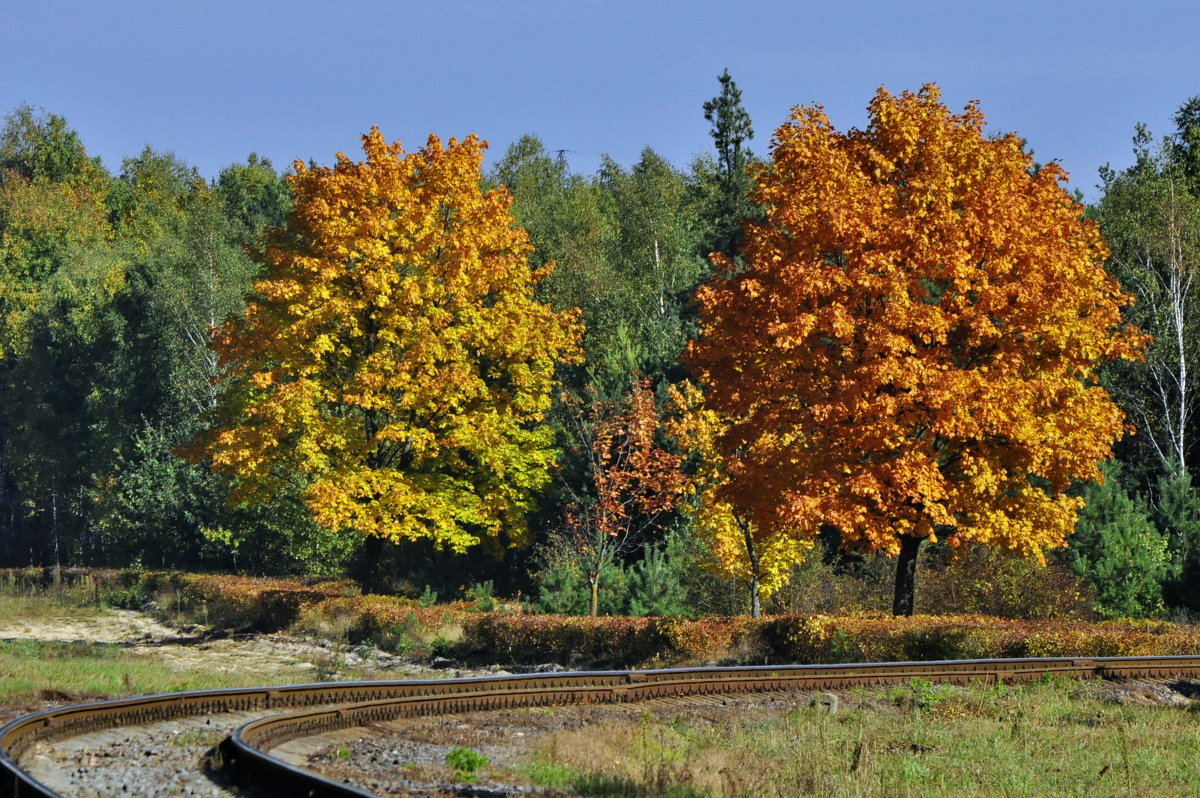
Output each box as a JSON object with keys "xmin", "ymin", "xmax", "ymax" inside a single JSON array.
[
  {"xmin": 742, "ymin": 520, "xmax": 762, "ymax": 619},
  {"xmin": 588, "ymin": 571, "xmax": 600, "ymax": 617},
  {"xmin": 892, "ymin": 535, "xmax": 923, "ymax": 616},
  {"xmin": 355, "ymin": 535, "xmax": 386, "ymax": 594}
]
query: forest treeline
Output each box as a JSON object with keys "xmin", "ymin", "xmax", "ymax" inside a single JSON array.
[{"xmin": 2, "ymin": 74, "xmax": 1199, "ymax": 620}]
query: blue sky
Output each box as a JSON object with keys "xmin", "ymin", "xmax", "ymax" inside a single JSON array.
[{"xmin": 2, "ymin": 1, "xmax": 1198, "ymax": 202}]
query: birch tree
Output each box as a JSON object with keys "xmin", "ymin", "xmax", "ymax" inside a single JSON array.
[{"xmin": 1098, "ymin": 127, "xmax": 1200, "ymax": 472}]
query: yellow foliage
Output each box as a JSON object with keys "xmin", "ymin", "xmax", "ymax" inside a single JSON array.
[
  {"xmin": 669, "ymin": 381, "xmax": 812, "ymax": 602},
  {"xmin": 184, "ymin": 129, "xmax": 581, "ymax": 552}
]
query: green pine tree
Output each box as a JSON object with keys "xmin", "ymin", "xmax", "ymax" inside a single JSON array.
[{"xmin": 1069, "ymin": 463, "xmax": 1177, "ymax": 618}]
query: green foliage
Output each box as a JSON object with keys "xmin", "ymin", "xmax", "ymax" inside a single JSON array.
[
  {"xmin": 466, "ymin": 580, "xmax": 496, "ymax": 612},
  {"xmin": 533, "ymin": 526, "xmax": 722, "ymax": 619},
  {"xmin": 697, "ymin": 69, "xmax": 759, "ymax": 258},
  {"xmin": 492, "ymin": 136, "xmax": 704, "ymax": 393},
  {"xmin": 445, "ymin": 746, "xmax": 488, "ymax": 781},
  {"xmin": 0, "ymin": 104, "xmax": 97, "ymax": 183},
  {"xmin": 627, "ymin": 540, "xmax": 692, "ymax": 618},
  {"xmin": 596, "ymin": 150, "xmax": 704, "ymax": 386},
  {"xmin": 0, "ymin": 106, "xmax": 123, "ymax": 566},
  {"xmin": 215, "ymin": 153, "xmax": 291, "ymax": 245},
  {"xmin": 0, "ymin": 116, "xmax": 316, "ymax": 574},
  {"xmin": 919, "ymin": 544, "xmax": 1097, "ymax": 620},
  {"xmin": 109, "ymin": 147, "xmax": 197, "ymax": 255},
  {"xmin": 1171, "ymin": 94, "xmax": 1200, "ymax": 191},
  {"xmin": 1069, "ymin": 463, "xmax": 1177, "ymax": 618},
  {"xmin": 1095, "ymin": 124, "xmax": 1200, "ymax": 473},
  {"xmin": 489, "ymin": 136, "xmax": 615, "ymax": 384},
  {"xmin": 534, "ymin": 552, "xmax": 627, "ymax": 616},
  {"xmin": 765, "ymin": 550, "xmax": 894, "ymax": 616},
  {"xmin": 92, "ymin": 423, "xmax": 222, "ymax": 568},
  {"xmin": 1155, "ymin": 465, "xmax": 1200, "ymax": 610},
  {"xmin": 652, "ymin": 522, "xmax": 748, "ymax": 617},
  {"xmin": 220, "ymin": 491, "xmax": 360, "ymax": 576}
]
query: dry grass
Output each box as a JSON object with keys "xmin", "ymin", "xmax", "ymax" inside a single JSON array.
[{"xmin": 522, "ymin": 679, "xmax": 1200, "ymax": 797}]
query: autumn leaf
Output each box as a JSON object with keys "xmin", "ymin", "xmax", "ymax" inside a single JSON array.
[
  {"xmin": 668, "ymin": 380, "xmax": 811, "ymax": 617},
  {"xmin": 687, "ymin": 85, "xmax": 1147, "ymax": 615},
  {"xmin": 559, "ymin": 379, "xmax": 688, "ymax": 615},
  {"xmin": 182, "ymin": 128, "xmax": 582, "ymax": 553}
]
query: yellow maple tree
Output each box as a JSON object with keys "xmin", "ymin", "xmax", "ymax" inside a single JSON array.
[
  {"xmin": 687, "ymin": 85, "xmax": 1146, "ymax": 615},
  {"xmin": 668, "ymin": 381, "xmax": 811, "ymax": 617},
  {"xmin": 184, "ymin": 128, "xmax": 581, "ymax": 556}
]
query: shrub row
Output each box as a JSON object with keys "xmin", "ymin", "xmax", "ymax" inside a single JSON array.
[
  {"xmin": 171, "ymin": 574, "xmax": 355, "ymax": 631},
  {"xmin": 7, "ymin": 568, "xmax": 1196, "ymax": 668},
  {"xmin": 293, "ymin": 595, "xmax": 481, "ymax": 651},
  {"xmin": 0, "ymin": 567, "xmax": 355, "ymax": 631},
  {"xmin": 459, "ymin": 614, "xmax": 758, "ymax": 668},
  {"xmin": 460, "ymin": 613, "xmax": 1200, "ymax": 669}
]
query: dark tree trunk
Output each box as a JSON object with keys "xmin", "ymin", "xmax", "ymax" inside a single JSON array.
[
  {"xmin": 355, "ymin": 535, "xmax": 386, "ymax": 594},
  {"xmin": 742, "ymin": 521, "xmax": 762, "ymax": 619},
  {"xmin": 892, "ymin": 535, "xmax": 922, "ymax": 616}
]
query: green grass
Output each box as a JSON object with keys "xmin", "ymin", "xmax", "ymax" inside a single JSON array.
[
  {"xmin": 0, "ymin": 637, "xmax": 307, "ymax": 703},
  {"xmin": 521, "ymin": 679, "xmax": 1200, "ymax": 797},
  {"xmin": 0, "ymin": 593, "xmax": 109, "ymax": 620}
]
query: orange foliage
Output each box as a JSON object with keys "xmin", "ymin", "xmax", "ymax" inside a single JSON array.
[
  {"xmin": 559, "ymin": 380, "xmax": 688, "ymax": 615},
  {"xmin": 688, "ymin": 85, "xmax": 1146, "ymax": 566},
  {"xmin": 567, "ymin": 380, "xmax": 686, "ymax": 544},
  {"xmin": 183, "ymin": 129, "xmax": 581, "ymax": 552}
]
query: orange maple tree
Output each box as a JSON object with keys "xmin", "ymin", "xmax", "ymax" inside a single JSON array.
[
  {"xmin": 183, "ymin": 129, "xmax": 581, "ymax": 559},
  {"xmin": 687, "ymin": 85, "xmax": 1147, "ymax": 615}
]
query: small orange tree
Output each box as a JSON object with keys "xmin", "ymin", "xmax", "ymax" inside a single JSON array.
[
  {"xmin": 183, "ymin": 129, "xmax": 580, "ymax": 563},
  {"xmin": 688, "ymin": 85, "xmax": 1146, "ymax": 615},
  {"xmin": 558, "ymin": 379, "xmax": 687, "ymax": 616}
]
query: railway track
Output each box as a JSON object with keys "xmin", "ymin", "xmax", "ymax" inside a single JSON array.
[{"xmin": 4, "ymin": 655, "xmax": 1200, "ymax": 797}]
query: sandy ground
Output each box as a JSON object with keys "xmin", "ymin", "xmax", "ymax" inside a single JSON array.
[
  {"xmin": 0, "ymin": 607, "xmax": 185, "ymax": 645},
  {"xmin": 0, "ymin": 606, "xmax": 446, "ymax": 679},
  {"xmin": 0, "ymin": 607, "xmax": 460, "ymax": 728}
]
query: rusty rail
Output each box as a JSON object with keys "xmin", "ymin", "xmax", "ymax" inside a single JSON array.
[{"xmin": 5, "ymin": 655, "xmax": 1200, "ymax": 797}]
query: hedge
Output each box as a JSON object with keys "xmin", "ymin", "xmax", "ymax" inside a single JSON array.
[
  {"xmin": 460, "ymin": 613, "xmax": 1200, "ymax": 668},
  {"xmin": 7, "ymin": 569, "xmax": 1197, "ymax": 668}
]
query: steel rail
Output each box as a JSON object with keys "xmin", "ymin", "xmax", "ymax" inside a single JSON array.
[
  {"xmin": 224, "ymin": 655, "xmax": 1200, "ymax": 797},
  {"xmin": 5, "ymin": 655, "xmax": 1200, "ymax": 797}
]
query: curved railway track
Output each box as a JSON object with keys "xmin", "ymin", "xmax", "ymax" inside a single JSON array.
[{"xmin": 4, "ymin": 654, "xmax": 1200, "ymax": 797}]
